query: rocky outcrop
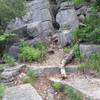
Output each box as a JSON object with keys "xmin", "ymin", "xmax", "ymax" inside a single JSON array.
[
  {"xmin": 56, "ymin": 2, "xmax": 79, "ymax": 31},
  {"xmin": 1, "ymin": 64, "xmax": 26, "ymax": 86},
  {"xmin": 80, "ymin": 44, "xmax": 100, "ymax": 58},
  {"xmin": 3, "ymin": 84, "xmax": 43, "ymax": 100},
  {"xmin": 8, "ymin": 45, "xmax": 19, "ymax": 60},
  {"xmin": 6, "ymin": 0, "xmax": 54, "ymax": 38}
]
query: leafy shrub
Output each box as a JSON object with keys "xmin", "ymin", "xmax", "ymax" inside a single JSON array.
[
  {"xmin": 19, "ymin": 46, "xmax": 41, "ymax": 62},
  {"xmin": 19, "ymin": 41, "xmax": 48, "ymax": 62},
  {"xmin": 73, "ymin": 13, "xmax": 100, "ymax": 44},
  {"xmin": 23, "ymin": 68, "xmax": 37, "ymax": 84},
  {"xmin": 3, "ymin": 54, "xmax": 15, "ymax": 66},
  {"xmin": 0, "ymin": 0, "xmax": 26, "ymax": 32},
  {"xmin": 53, "ymin": 82, "xmax": 62, "ymax": 92},
  {"xmin": 34, "ymin": 42, "xmax": 48, "ymax": 60},
  {"xmin": 63, "ymin": 47, "xmax": 71, "ymax": 53},
  {"xmin": 0, "ymin": 84, "xmax": 5, "ymax": 99},
  {"xmin": 79, "ymin": 54, "xmax": 100, "ymax": 72},
  {"xmin": 27, "ymin": 68, "xmax": 37, "ymax": 81},
  {"xmin": 73, "ymin": 43, "xmax": 82, "ymax": 60},
  {"xmin": 64, "ymin": 86, "xmax": 82, "ymax": 100},
  {"xmin": 0, "ymin": 33, "xmax": 16, "ymax": 57}
]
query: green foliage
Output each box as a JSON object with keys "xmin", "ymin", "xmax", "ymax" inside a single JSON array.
[
  {"xmin": 73, "ymin": 13, "xmax": 100, "ymax": 44},
  {"xmin": 19, "ymin": 46, "xmax": 41, "ymax": 62},
  {"xmin": 73, "ymin": 0, "xmax": 82, "ymax": 6},
  {"xmin": 23, "ymin": 68, "xmax": 37, "ymax": 84},
  {"xmin": 0, "ymin": 33, "xmax": 16, "ymax": 42},
  {"xmin": 53, "ymin": 82, "xmax": 62, "ymax": 92},
  {"xmin": 0, "ymin": 0, "xmax": 26, "ymax": 31},
  {"xmin": 19, "ymin": 41, "xmax": 48, "ymax": 62},
  {"xmin": 73, "ymin": 43, "xmax": 81, "ymax": 59},
  {"xmin": 64, "ymin": 86, "xmax": 82, "ymax": 100},
  {"xmin": 3, "ymin": 54, "xmax": 15, "ymax": 66},
  {"xmin": 79, "ymin": 54, "xmax": 100, "ymax": 72},
  {"xmin": 34, "ymin": 42, "xmax": 48, "ymax": 60},
  {"xmin": 0, "ymin": 84, "xmax": 5, "ymax": 99},
  {"xmin": 27, "ymin": 68, "xmax": 37, "ymax": 81},
  {"xmin": 64, "ymin": 47, "xmax": 71, "ymax": 53}
]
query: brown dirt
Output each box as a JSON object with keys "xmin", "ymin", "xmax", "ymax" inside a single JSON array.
[{"xmin": 31, "ymin": 48, "xmax": 65, "ymax": 67}]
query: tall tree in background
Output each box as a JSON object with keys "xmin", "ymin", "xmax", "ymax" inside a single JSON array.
[{"xmin": 0, "ymin": 0, "xmax": 26, "ymax": 32}]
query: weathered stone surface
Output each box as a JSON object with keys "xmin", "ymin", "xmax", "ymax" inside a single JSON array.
[
  {"xmin": 3, "ymin": 84, "xmax": 43, "ymax": 100},
  {"xmin": 6, "ymin": 0, "xmax": 54, "ymax": 38},
  {"xmin": 50, "ymin": 76, "xmax": 100, "ymax": 100},
  {"xmin": 56, "ymin": 8, "xmax": 79, "ymax": 31},
  {"xmin": 58, "ymin": 30, "xmax": 72, "ymax": 47},
  {"xmin": 1, "ymin": 64, "xmax": 26, "ymax": 84},
  {"xmin": 8, "ymin": 46, "xmax": 19, "ymax": 60},
  {"xmin": 80, "ymin": 44, "xmax": 100, "ymax": 58},
  {"xmin": 76, "ymin": 6, "xmax": 87, "ymax": 16},
  {"xmin": 27, "ymin": 65, "xmax": 60, "ymax": 77},
  {"xmin": 60, "ymin": 1, "xmax": 74, "ymax": 9}
]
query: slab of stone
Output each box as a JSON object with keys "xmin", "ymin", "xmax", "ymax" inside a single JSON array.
[
  {"xmin": 1, "ymin": 64, "xmax": 26, "ymax": 83},
  {"xmin": 65, "ymin": 65, "xmax": 78, "ymax": 73},
  {"xmin": 50, "ymin": 76, "xmax": 100, "ymax": 100},
  {"xmin": 56, "ymin": 8, "xmax": 79, "ymax": 32},
  {"xmin": 27, "ymin": 65, "xmax": 61, "ymax": 77},
  {"xmin": 3, "ymin": 84, "xmax": 43, "ymax": 100},
  {"xmin": 80, "ymin": 44, "xmax": 100, "ymax": 58}
]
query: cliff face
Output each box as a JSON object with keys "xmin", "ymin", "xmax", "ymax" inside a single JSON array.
[{"xmin": 5, "ymin": 0, "xmax": 83, "ymax": 48}]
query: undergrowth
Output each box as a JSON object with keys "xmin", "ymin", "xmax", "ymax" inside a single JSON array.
[
  {"xmin": 23, "ymin": 68, "xmax": 37, "ymax": 85},
  {"xmin": 79, "ymin": 54, "xmax": 100, "ymax": 72},
  {"xmin": 19, "ymin": 41, "xmax": 48, "ymax": 62}
]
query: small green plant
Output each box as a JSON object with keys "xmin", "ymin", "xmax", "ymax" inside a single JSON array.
[
  {"xmin": 64, "ymin": 86, "xmax": 82, "ymax": 100},
  {"xmin": 64, "ymin": 47, "xmax": 71, "ymax": 53},
  {"xmin": 3, "ymin": 54, "xmax": 15, "ymax": 66},
  {"xmin": 73, "ymin": 11, "xmax": 100, "ymax": 44},
  {"xmin": 19, "ymin": 46, "xmax": 41, "ymax": 62},
  {"xmin": 0, "ymin": 84, "xmax": 5, "ymax": 99},
  {"xmin": 53, "ymin": 82, "xmax": 62, "ymax": 92},
  {"xmin": 34, "ymin": 41, "xmax": 48, "ymax": 60},
  {"xmin": 19, "ymin": 41, "xmax": 48, "ymax": 62},
  {"xmin": 23, "ymin": 68, "xmax": 37, "ymax": 84},
  {"xmin": 73, "ymin": 43, "xmax": 81, "ymax": 59},
  {"xmin": 27, "ymin": 68, "xmax": 37, "ymax": 81},
  {"xmin": 73, "ymin": 0, "xmax": 82, "ymax": 6},
  {"xmin": 79, "ymin": 54, "xmax": 100, "ymax": 72}
]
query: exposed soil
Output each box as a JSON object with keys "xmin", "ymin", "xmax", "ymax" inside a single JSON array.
[
  {"xmin": 31, "ymin": 48, "xmax": 65, "ymax": 67},
  {"xmin": 34, "ymin": 78, "xmax": 69, "ymax": 100}
]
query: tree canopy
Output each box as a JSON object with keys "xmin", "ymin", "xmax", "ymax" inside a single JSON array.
[{"xmin": 0, "ymin": 0, "xmax": 26, "ymax": 32}]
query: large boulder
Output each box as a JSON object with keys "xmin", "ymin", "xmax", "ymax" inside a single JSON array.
[
  {"xmin": 56, "ymin": 7, "xmax": 79, "ymax": 31},
  {"xmin": 58, "ymin": 30, "xmax": 72, "ymax": 47},
  {"xmin": 80, "ymin": 44, "xmax": 100, "ymax": 58},
  {"xmin": 8, "ymin": 45, "xmax": 19, "ymax": 60},
  {"xmin": 1, "ymin": 64, "xmax": 26, "ymax": 85},
  {"xmin": 3, "ymin": 84, "xmax": 43, "ymax": 100},
  {"xmin": 6, "ymin": 0, "xmax": 54, "ymax": 38}
]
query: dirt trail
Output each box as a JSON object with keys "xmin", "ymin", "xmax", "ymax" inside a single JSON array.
[{"xmin": 31, "ymin": 49, "xmax": 65, "ymax": 67}]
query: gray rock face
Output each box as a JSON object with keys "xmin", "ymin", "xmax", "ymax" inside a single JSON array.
[
  {"xmin": 80, "ymin": 44, "xmax": 100, "ymax": 58},
  {"xmin": 6, "ymin": 0, "xmax": 54, "ymax": 38},
  {"xmin": 56, "ymin": 8, "xmax": 79, "ymax": 31},
  {"xmin": 27, "ymin": 66, "xmax": 60, "ymax": 78},
  {"xmin": 1, "ymin": 64, "xmax": 26, "ymax": 85},
  {"xmin": 58, "ymin": 30, "xmax": 72, "ymax": 47},
  {"xmin": 8, "ymin": 46, "xmax": 19, "ymax": 60},
  {"xmin": 3, "ymin": 84, "xmax": 43, "ymax": 100}
]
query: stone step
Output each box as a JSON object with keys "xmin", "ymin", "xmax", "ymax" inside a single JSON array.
[
  {"xmin": 49, "ymin": 75, "xmax": 100, "ymax": 100},
  {"xmin": 65, "ymin": 65, "xmax": 79, "ymax": 73},
  {"xmin": 3, "ymin": 84, "xmax": 43, "ymax": 100},
  {"xmin": 27, "ymin": 65, "xmax": 79, "ymax": 77},
  {"xmin": 27, "ymin": 65, "xmax": 61, "ymax": 77}
]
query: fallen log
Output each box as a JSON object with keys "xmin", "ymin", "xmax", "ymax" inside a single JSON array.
[{"xmin": 60, "ymin": 50, "xmax": 74, "ymax": 79}]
